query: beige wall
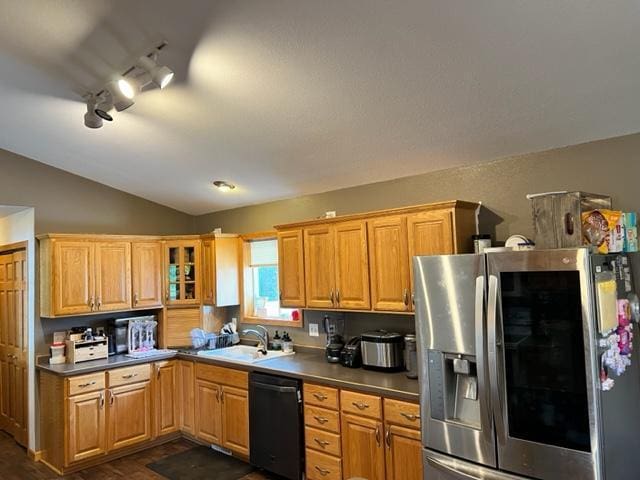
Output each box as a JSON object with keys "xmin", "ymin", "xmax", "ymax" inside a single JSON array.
[
  {"xmin": 0, "ymin": 148, "xmax": 194, "ymax": 235},
  {"xmin": 195, "ymin": 132, "xmax": 640, "ymax": 242}
]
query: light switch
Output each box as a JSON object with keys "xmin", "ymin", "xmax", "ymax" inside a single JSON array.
[{"xmin": 309, "ymin": 323, "xmax": 319, "ymax": 337}]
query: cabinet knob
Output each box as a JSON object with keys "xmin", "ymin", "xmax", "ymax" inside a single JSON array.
[
  {"xmin": 99, "ymin": 392, "xmax": 105, "ymax": 409},
  {"xmin": 96, "ymin": 297, "xmax": 102, "ymax": 310},
  {"xmin": 89, "ymin": 296, "xmax": 95, "ymax": 311},
  {"xmin": 313, "ymin": 415, "xmax": 328, "ymax": 424},
  {"xmin": 314, "ymin": 438, "xmax": 330, "ymax": 448},
  {"xmin": 313, "ymin": 392, "xmax": 327, "ymax": 401},
  {"xmin": 375, "ymin": 424, "xmax": 381, "ymax": 446},
  {"xmin": 400, "ymin": 412, "xmax": 420, "ymax": 421},
  {"xmin": 78, "ymin": 381, "xmax": 96, "ymax": 388},
  {"xmin": 385, "ymin": 426, "xmax": 391, "ymax": 447},
  {"xmin": 336, "ymin": 289, "xmax": 341, "ymax": 305},
  {"xmin": 122, "ymin": 373, "xmax": 138, "ymax": 379},
  {"xmin": 133, "ymin": 293, "xmax": 139, "ymax": 306},
  {"xmin": 109, "ymin": 390, "xmax": 114, "ymax": 406},
  {"xmin": 329, "ymin": 290, "xmax": 335, "ymax": 305},
  {"xmin": 403, "ymin": 289, "xmax": 409, "ymax": 307}
]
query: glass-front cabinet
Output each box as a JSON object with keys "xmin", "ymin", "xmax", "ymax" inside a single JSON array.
[{"xmin": 164, "ymin": 240, "xmax": 201, "ymax": 305}]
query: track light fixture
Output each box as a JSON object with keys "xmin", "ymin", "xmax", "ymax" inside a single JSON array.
[
  {"xmin": 137, "ymin": 55, "xmax": 174, "ymax": 89},
  {"xmin": 106, "ymin": 78, "xmax": 135, "ymax": 112},
  {"xmin": 82, "ymin": 41, "xmax": 173, "ymax": 128}
]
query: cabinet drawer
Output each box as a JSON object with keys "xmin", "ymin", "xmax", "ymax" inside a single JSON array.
[
  {"xmin": 66, "ymin": 372, "xmax": 105, "ymax": 396},
  {"xmin": 384, "ymin": 398, "xmax": 421, "ymax": 429},
  {"xmin": 340, "ymin": 390, "xmax": 382, "ymax": 419},
  {"xmin": 303, "ymin": 383, "xmax": 339, "ymax": 410},
  {"xmin": 108, "ymin": 364, "xmax": 151, "ymax": 387},
  {"xmin": 306, "ymin": 448, "xmax": 342, "ymax": 480},
  {"xmin": 304, "ymin": 405, "xmax": 340, "ymax": 433},
  {"xmin": 195, "ymin": 363, "xmax": 248, "ymax": 389},
  {"xmin": 305, "ymin": 426, "xmax": 341, "ymax": 457}
]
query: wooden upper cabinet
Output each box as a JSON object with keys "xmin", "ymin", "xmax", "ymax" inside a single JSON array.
[
  {"xmin": 407, "ymin": 209, "xmax": 455, "ymax": 258},
  {"xmin": 341, "ymin": 413, "xmax": 385, "ymax": 480},
  {"xmin": 334, "ymin": 221, "xmax": 370, "ymax": 310},
  {"xmin": 164, "ymin": 240, "xmax": 201, "ymax": 306},
  {"xmin": 131, "ymin": 242, "xmax": 162, "ymax": 309},
  {"xmin": 202, "ymin": 240, "xmax": 215, "ymax": 305},
  {"xmin": 52, "ymin": 241, "xmax": 95, "ymax": 316},
  {"xmin": 368, "ymin": 216, "xmax": 411, "ymax": 312},
  {"xmin": 202, "ymin": 236, "xmax": 240, "ymax": 307},
  {"xmin": 277, "ymin": 229, "xmax": 305, "ymax": 307},
  {"xmin": 94, "ymin": 242, "xmax": 131, "ymax": 312},
  {"xmin": 304, "ymin": 225, "xmax": 336, "ymax": 309}
]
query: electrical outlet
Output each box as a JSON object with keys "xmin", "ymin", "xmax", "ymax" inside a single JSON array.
[{"xmin": 309, "ymin": 323, "xmax": 319, "ymax": 337}]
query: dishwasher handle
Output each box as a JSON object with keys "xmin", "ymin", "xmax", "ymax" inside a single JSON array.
[{"xmin": 252, "ymin": 381, "xmax": 299, "ymax": 394}]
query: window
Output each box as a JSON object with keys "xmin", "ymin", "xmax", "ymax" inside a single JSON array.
[{"xmin": 242, "ymin": 235, "xmax": 302, "ymax": 326}]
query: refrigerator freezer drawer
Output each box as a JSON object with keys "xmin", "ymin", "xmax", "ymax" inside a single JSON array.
[{"xmin": 424, "ymin": 449, "xmax": 525, "ymax": 480}]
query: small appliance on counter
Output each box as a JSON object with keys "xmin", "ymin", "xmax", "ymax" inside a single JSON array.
[
  {"xmin": 340, "ymin": 336, "xmax": 362, "ymax": 368},
  {"xmin": 323, "ymin": 314, "xmax": 345, "ymax": 363},
  {"xmin": 361, "ymin": 330, "xmax": 405, "ymax": 371}
]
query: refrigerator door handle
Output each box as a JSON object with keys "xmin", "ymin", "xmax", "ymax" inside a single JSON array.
[
  {"xmin": 487, "ymin": 274, "xmax": 505, "ymax": 445},
  {"xmin": 426, "ymin": 452, "xmax": 523, "ymax": 480},
  {"xmin": 474, "ymin": 275, "xmax": 492, "ymax": 445},
  {"xmin": 426, "ymin": 455, "xmax": 479, "ymax": 480}
]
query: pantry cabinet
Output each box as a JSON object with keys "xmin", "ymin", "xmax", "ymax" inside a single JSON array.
[
  {"xmin": 304, "ymin": 221, "xmax": 370, "ymax": 310},
  {"xmin": 277, "ymin": 229, "xmax": 306, "ymax": 307},
  {"xmin": 131, "ymin": 242, "xmax": 163, "ymax": 308}
]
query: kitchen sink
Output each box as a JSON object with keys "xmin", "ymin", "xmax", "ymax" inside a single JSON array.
[{"xmin": 196, "ymin": 345, "xmax": 294, "ymax": 365}]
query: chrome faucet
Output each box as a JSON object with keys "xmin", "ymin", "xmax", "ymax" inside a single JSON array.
[{"xmin": 242, "ymin": 325, "xmax": 269, "ymax": 351}]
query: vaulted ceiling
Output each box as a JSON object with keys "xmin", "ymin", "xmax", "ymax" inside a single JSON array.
[{"xmin": 1, "ymin": 0, "xmax": 639, "ymax": 214}]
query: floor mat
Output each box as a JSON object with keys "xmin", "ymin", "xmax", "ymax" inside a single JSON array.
[{"xmin": 146, "ymin": 445, "xmax": 255, "ymax": 480}]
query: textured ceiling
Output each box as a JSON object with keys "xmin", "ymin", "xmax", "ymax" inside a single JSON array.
[{"xmin": 1, "ymin": 0, "xmax": 639, "ymax": 215}]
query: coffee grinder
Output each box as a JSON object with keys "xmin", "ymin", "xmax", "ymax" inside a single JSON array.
[{"xmin": 323, "ymin": 314, "xmax": 345, "ymax": 363}]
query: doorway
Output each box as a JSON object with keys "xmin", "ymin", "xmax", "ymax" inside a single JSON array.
[{"xmin": 0, "ymin": 243, "xmax": 28, "ymax": 446}]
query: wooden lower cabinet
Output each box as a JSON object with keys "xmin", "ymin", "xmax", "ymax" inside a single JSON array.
[
  {"xmin": 221, "ymin": 386, "xmax": 249, "ymax": 455},
  {"xmin": 66, "ymin": 390, "xmax": 107, "ymax": 464},
  {"xmin": 178, "ymin": 360, "xmax": 195, "ymax": 434},
  {"xmin": 341, "ymin": 413, "xmax": 386, "ymax": 480},
  {"xmin": 107, "ymin": 381, "xmax": 152, "ymax": 451},
  {"xmin": 194, "ymin": 379, "xmax": 222, "ymax": 444},
  {"xmin": 154, "ymin": 360, "xmax": 179, "ymax": 437},
  {"xmin": 385, "ymin": 424, "xmax": 423, "ymax": 480}
]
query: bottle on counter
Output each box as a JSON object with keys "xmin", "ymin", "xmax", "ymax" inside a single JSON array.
[
  {"xmin": 282, "ymin": 332, "xmax": 294, "ymax": 353},
  {"xmin": 272, "ymin": 331, "xmax": 282, "ymax": 350},
  {"xmin": 404, "ymin": 334, "xmax": 418, "ymax": 379}
]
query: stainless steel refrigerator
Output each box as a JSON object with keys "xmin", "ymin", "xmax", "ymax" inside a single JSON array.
[{"xmin": 413, "ymin": 248, "xmax": 640, "ymax": 480}]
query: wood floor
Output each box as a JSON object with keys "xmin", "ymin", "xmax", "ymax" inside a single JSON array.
[{"xmin": 0, "ymin": 431, "xmax": 271, "ymax": 480}]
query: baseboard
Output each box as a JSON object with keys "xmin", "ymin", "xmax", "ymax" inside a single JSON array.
[{"xmin": 28, "ymin": 449, "xmax": 42, "ymax": 462}]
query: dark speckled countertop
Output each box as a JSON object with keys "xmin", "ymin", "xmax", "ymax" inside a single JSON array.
[{"xmin": 37, "ymin": 347, "xmax": 419, "ymax": 401}]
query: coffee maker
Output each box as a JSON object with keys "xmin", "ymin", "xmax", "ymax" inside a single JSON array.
[{"xmin": 323, "ymin": 314, "xmax": 345, "ymax": 363}]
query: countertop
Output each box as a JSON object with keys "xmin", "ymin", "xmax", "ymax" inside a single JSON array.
[{"xmin": 37, "ymin": 348, "xmax": 420, "ymax": 401}]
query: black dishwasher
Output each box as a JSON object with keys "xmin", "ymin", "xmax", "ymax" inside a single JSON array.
[{"xmin": 249, "ymin": 372, "xmax": 304, "ymax": 480}]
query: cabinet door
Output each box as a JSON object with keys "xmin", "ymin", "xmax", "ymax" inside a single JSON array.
[
  {"xmin": 304, "ymin": 225, "xmax": 336, "ymax": 309},
  {"xmin": 154, "ymin": 361, "xmax": 179, "ymax": 437},
  {"xmin": 66, "ymin": 390, "xmax": 107, "ymax": 464},
  {"xmin": 214, "ymin": 237, "xmax": 240, "ymax": 307},
  {"xmin": 278, "ymin": 229, "xmax": 306, "ymax": 307},
  {"xmin": 165, "ymin": 242, "xmax": 201, "ymax": 306},
  {"xmin": 368, "ymin": 216, "xmax": 411, "ymax": 311},
  {"xmin": 52, "ymin": 241, "xmax": 94, "ymax": 316},
  {"xmin": 178, "ymin": 361, "xmax": 195, "ymax": 434},
  {"xmin": 341, "ymin": 413, "xmax": 385, "ymax": 480},
  {"xmin": 131, "ymin": 242, "xmax": 162, "ymax": 308},
  {"xmin": 221, "ymin": 386, "xmax": 249, "ymax": 456},
  {"xmin": 194, "ymin": 379, "xmax": 222, "ymax": 445},
  {"xmin": 107, "ymin": 382, "xmax": 152, "ymax": 451},
  {"xmin": 407, "ymin": 209, "xmax": 455, "ymax": 310},
  {"xmin": 94, "ymin": 242, "xmax": 131, "ymax": 312},
  {"xmin": 334, "ymin": 221, "xmax": 371, "ymax": 310},
  {"xmin": 385, "ymin": 424, "xmax": 423, "ymax": 480},
  {"xmin": 202, "ymin": 240, "xmax": 215, "ymax": 305}
]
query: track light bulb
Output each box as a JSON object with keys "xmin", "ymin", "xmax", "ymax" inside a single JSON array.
[
  {"xmin": 106, "ymin": 79, "xmax": 135, "ymax": 111},
  {"xmin": 137, "ymin": 55, "xmax": 174, "ymax": 89}
]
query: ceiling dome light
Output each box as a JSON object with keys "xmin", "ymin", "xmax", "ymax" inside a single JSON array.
[
  {"xmin": 213, "ymin": 181, "xmax": 236, "ymax": 192},
  {"xmin": 106, "ymin": 79, "xmax": 135, "ymax": 111},
  {"xmin": 84, "ymin": 97, "xmax": 104, "ymax": 129},
  {"xmin": 137, "ymin": 55, "xmax": 174, "ymax": 89}
]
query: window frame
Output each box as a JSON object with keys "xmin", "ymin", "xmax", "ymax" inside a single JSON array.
[{"xmin": 241, "ymin": 231, "xmax": 303, "ymax": 328}]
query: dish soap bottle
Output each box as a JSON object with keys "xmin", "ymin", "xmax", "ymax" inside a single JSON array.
[
  {"xmin": 282, "ymin": 332, "xmax": 294, "ymax": 353},
  {"xmin": 272, "ymin": 331, "xmax": 282, "ymax": 350}
]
